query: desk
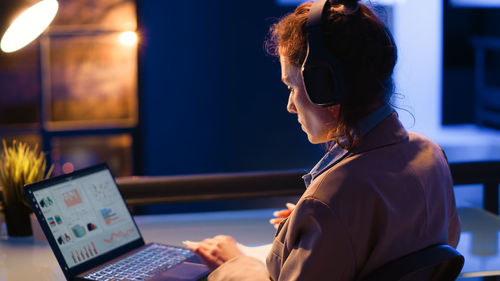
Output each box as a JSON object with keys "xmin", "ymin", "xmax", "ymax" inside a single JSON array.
[
  {"xmin": 457, "ymin": 208, "xmax": 500, "ymax": 278},
  {"xmin": 0, "ymin": 207, "xmax": 499, "ymax": 280}
]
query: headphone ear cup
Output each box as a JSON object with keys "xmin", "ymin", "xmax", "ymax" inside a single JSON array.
[
  {"xmin": 302, "ymin": 63, "xmax": 342, "ymax": 106},
  {"xmin": 302, "ymin": 39, "xmax": 346, "ymax": 106},
  {"xmin": 303, "ymin": 0, "xmax": 346, "ymax": 107}
]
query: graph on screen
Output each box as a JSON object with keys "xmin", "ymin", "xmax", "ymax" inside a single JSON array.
[
  {"xmin": 104, "ymin": 229, "xmax": 135, "ymax": 243},
  {"xmin": 63, "ymin": 189, "xmax": 83, "ymax": 207}
]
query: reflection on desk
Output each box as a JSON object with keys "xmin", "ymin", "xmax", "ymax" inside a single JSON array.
[
  {"xmin": 0, "ymin": 236, "xmax": 63, "ymax": 280},
  {"xmin": 457, "ymin": 207, "xmax": 500, "ymax": 278},
  {"xmin": 0, "ymin": 207, "xmax": 499, "ymax": 280}
]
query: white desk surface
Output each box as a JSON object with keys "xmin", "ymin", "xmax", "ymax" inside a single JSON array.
[{"xmin": 0, "ymin": 207, "xmax": 499, "ymax": 280}]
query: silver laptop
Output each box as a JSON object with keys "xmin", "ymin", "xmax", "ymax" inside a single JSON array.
[{"xmin": 24, "ymin": 163, "xmax": 210, "ymax": 281}]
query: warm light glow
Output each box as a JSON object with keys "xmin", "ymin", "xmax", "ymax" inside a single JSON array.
[
  {"xmin": 0, "ymin": 0, "xmax": 59, "ymax": 53},
  {"xmin": 119, "ymin": 31, "xmax": 138, "ymax": 46},
  {"xmin": 62, "ymin": 162, "xmax": 75, "ymax": 174}
]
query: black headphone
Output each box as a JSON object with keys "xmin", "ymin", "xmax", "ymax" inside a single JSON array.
[
  {"xmin": 302, "ymin": 0, "xmax": 345, "ymax": 107},
  {"xmin": 302, "ymin": 0, "xmax": 397, "ymax": 107}
]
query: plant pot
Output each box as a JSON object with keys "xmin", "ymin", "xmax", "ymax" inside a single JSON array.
[
  {"xmin": 30, "ymin": 213, "xmax": 46, "ymax": 242},
  {"xmin": 4, "ymin": 204, "xmax": 33, "ymax": 237}
]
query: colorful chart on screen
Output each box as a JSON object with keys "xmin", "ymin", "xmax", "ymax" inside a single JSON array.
[{"xmin": 33, "ymin": 169, "xmax": 140, "ymax": 268}]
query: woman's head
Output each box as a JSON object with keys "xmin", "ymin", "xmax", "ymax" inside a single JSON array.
[
  {"xmin": 281, "ymin": 56, "xmax": 340, "ymax": 144},
  {"xmin": 267, "ymin": 0, "xmax": 397, "ymax": 149}
]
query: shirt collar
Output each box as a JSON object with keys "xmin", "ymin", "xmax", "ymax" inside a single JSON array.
[
  {"xmin": 357, "ymin": 104, "xmax": 394, "ymax": 136},
  {"xmin": 302, "ymin": 104, "xmax": 394, "ymax": 188}
]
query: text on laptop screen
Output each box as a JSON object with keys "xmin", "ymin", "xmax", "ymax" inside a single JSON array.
[{"xmin": 32, "ymin": 169, "xmax": 141, "ymax": 269}]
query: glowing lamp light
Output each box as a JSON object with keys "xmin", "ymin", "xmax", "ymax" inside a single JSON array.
[
  {"xmin": 119, "ymin": 31, "xmax": 138, "ymax": 46},
  {"xmin": 0, "ymin": 0, "xmax": 59, "ymax": 53}
]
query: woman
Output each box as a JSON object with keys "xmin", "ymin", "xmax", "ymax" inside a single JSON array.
[{"xmin": 186, "ymin": 0, "xmax": 460, "ymax": 280}]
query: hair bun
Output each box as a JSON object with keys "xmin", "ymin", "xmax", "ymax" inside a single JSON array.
[
  {"xmin": 332, "ymin": 0, "xmax": 359, "ymax": 8},
  {"xmin": 330, "ymin": 0, "xmax": 360, "ymax": 15}
]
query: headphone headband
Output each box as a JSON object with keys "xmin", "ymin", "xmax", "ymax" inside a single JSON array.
[
  {"xmin": 302, "ymin": 0, "xmax": 396, "ymax": 107},
  {"xmin": 307, "ymin": 0, "xmax": 327, "ymax": 28},
  {"xmin": 302, "ymin": 0, "xmax": 346, "ymax": 107}
]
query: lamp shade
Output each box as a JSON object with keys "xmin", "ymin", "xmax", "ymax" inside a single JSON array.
[{"xmin": 0, "ymin": 0, "xmax": 59, "ymax": 53}]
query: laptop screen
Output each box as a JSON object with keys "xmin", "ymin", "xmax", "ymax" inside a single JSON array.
[{"xmin": 29, "ymin": 166, "xmax": 141, "ymax": 269}]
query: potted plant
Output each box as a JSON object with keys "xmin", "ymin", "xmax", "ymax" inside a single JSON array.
[
  {"xmin": 0, "ymin": 194, "xmax": 4, "ymax": 236},
  {"xmin": 0, "ymin": 140, "xmax": 53, "ymax": 236}
]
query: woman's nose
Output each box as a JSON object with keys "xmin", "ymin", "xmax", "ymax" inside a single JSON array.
[{"xmin": 287, "ymin": 94, "xmax": 297, "ymax": 114}]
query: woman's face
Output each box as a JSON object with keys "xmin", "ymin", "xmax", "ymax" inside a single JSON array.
[{"xmin": 280, "ymin": 56, "xmax": 339, "ymax": 144}]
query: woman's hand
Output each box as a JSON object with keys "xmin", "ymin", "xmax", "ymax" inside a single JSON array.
[
  {"xmin": 269, "ymin": 203, "xmax": 296, "ymax": 229},
  {"xmin": 184, "ymin": 235, "xmax": 243, "ymax": 270}
]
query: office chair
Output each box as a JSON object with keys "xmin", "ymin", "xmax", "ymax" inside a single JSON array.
[{"xmin": 360, "ymin": 244, "xmax": 464, "ymax": 281}]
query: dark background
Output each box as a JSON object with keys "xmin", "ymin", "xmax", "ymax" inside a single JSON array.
[
  {"xmin": 443, "ymin": 0, "xmax": 500, "ymax": 125},
  {"xmin": 139, "ymin": 1, "xmax": 326, "ymax": 176},
  {"xmin": 140, "ymin": 1, "xmax": 500, "ymax": 176}
]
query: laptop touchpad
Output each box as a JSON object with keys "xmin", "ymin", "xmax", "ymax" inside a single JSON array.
[{"xmin": 149, "ymin": 262, "xmax": 210, "ymax": 281}]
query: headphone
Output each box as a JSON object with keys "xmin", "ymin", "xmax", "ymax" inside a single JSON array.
[
  {"xmin": 302, "ymin": 0, "xmax": 345, "ymax": 107},
  {"xmin": 302, "ymin": 0, "xmax": 397, "ymax": 107}
]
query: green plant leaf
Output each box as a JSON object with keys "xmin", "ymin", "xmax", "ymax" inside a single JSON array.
[{"xmin": 0, "ymin": 139, "xmax": 54, "ymax": 209}]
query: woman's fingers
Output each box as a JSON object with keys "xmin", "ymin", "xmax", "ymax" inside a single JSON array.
[
  {"xmin": 269, "ymin": 217, "xmax": 284, "ymax": 225},
  {"xmin": 186, "ymin": 239, "xmax": 223, "ymax": 270},
  {"xmin": 214, "ymin": 235, "xmax": 232, "ymax": 241},
  {"xmin": 270, "ymin": 203, "xmax": 297, "ymax": 229},
  {"xmin": 270, "ymin": 203, "xmax": 296, "ymax": 226},
  {"xmin": 183, "ymin": 235, "xmax": 242, "ymax": 270},
  {"xmin": 197, "ymin": 242, "xmax": 224, "ymax": 269},
  {"xmin": 270, "ymin": 210, "xmax": 290, "ymax": 226},
  {"xmin": 273, "ymin": 209, "xmax": 292, "ymax": 218}
]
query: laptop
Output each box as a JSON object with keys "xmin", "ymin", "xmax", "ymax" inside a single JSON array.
[{"xmin": 24, "ymin": 163, "xmax": 210, "ymax": 281}]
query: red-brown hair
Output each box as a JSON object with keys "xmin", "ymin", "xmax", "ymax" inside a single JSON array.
[{"xmin": 266, "ymin": 0, "xmax": 397, "ymax": 149}]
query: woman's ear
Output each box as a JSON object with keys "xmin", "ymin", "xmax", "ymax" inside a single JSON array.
[{"xmin": 326, "ymin": 104, "xmax": 341, "ymax": 120}]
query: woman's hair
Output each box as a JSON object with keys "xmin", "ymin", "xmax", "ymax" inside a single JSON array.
[{"xmin": 266, "ymin": 0, "xmax": 397, "ymax": 149}]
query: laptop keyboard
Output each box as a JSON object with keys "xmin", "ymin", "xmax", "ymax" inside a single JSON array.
[{"xmin": 83, "ymin": 243, "xmax": 195, "ymax": 281}]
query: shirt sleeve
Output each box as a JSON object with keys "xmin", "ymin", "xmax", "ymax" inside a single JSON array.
[
  {"xmin": 270, "ymin": 197, "xmax": 357, "ymax": 281},
  {"xmin": 207, "ymin": 197, "xmax": 357, "ymax": 281},
  {"xmin": 208, "ymin": 255, "xmax": 270, "ymax": 281},
  {"xmin": 446, "ymin": 184, "xmax": 461, "ymax": 248}
]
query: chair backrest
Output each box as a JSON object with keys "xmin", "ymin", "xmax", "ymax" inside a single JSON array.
[{"xmin": 360, "ymin": 244, "xmax": 465, "ymax": 281}]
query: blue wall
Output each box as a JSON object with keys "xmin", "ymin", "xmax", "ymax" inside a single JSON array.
[{"xmin": 139, "ymin": 1, "xmax": 325, "ymax": 175}]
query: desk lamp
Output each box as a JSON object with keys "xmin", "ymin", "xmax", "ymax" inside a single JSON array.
[{"xmin": 0, "ymin": 0, "xmax": 59, "ymax": 53}]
